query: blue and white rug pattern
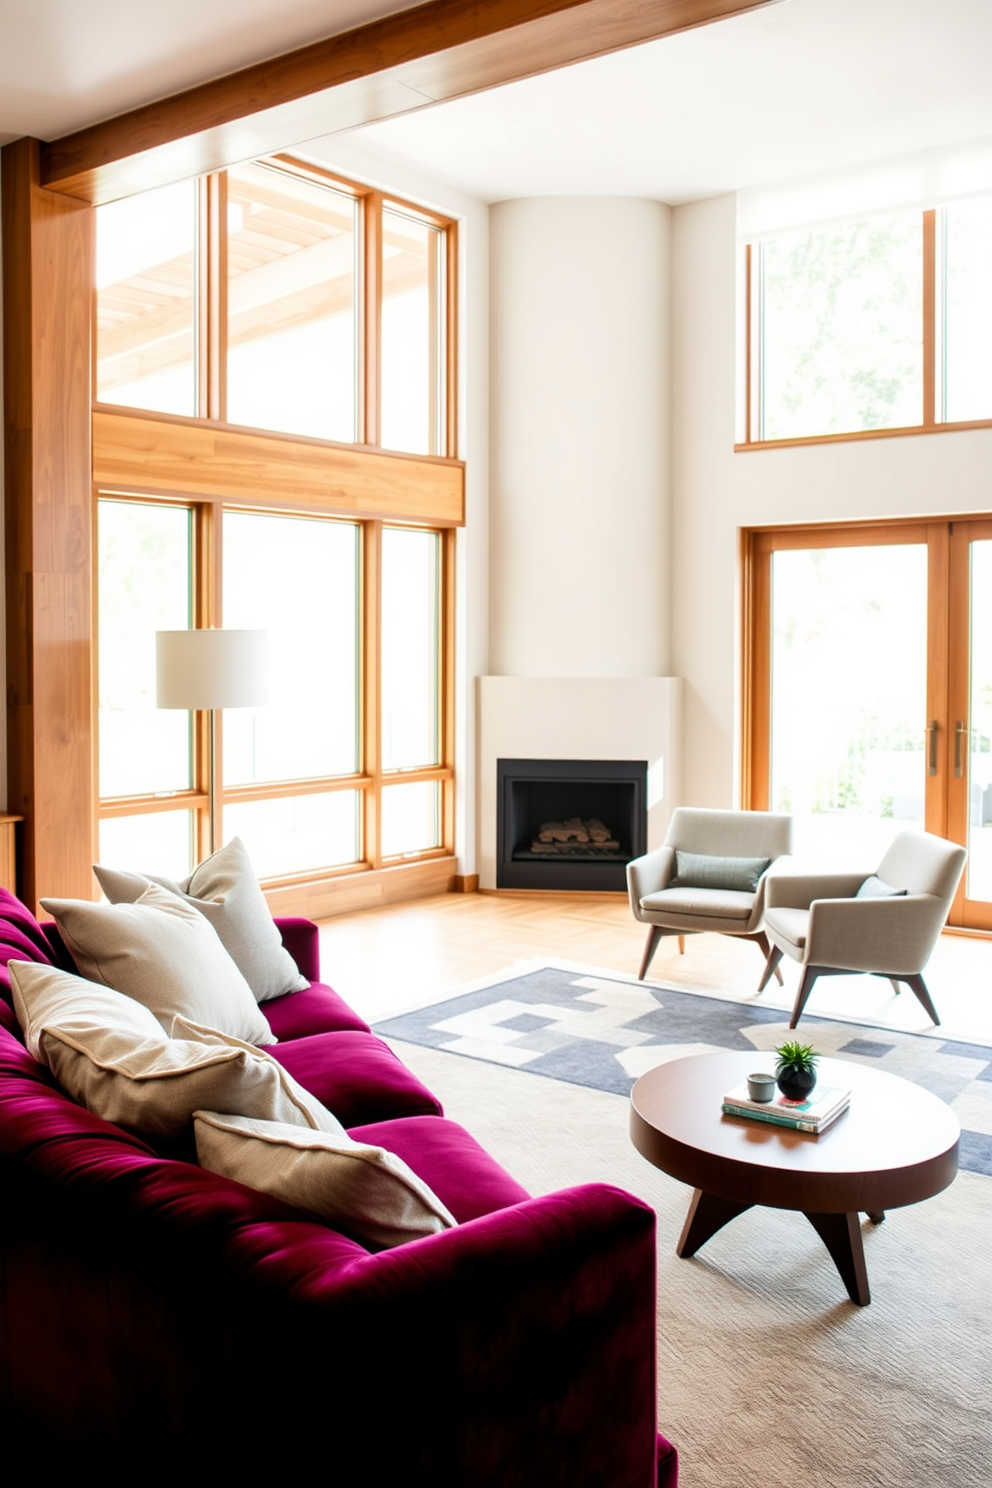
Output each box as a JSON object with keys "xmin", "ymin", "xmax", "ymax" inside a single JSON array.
[{"xmin": 375, "ymin": 965, "xmax": 992, "ymax": 1178}]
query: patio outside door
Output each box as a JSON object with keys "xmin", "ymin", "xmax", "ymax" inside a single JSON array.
[{"xmin": 745, "ymin": 518, "xmax": 992, "ymax": 931}]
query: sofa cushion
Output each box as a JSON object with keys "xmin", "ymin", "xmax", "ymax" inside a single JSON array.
[
  {"xmin": 194, "ymin": 1110, "xmax": 457, "ymax": 1250},
  {"xmin": 263, "ymin": 982, "xmax": 371, "ymax": 1040},
  {"xmin": 348, "ymin": 1115, "xmax": 531, "ymax": 1224},
  {"xmin": 41, "ymin": 884, "xmax": 275, "ymax": 1046},
  {"xmin": 8, "ymin": 962, "xmax": 331, "ymax": 1139},
  {"xmin": 669, "ymin": 850, "xmax": 770, "ymax": 893},
  {"xmin": 269, "ymin": 1030, "xmax": 443, "ymax": 1126},
  {"xmin": 94, "ymin": 837, "xmax": 308, "ymax": 1003}
]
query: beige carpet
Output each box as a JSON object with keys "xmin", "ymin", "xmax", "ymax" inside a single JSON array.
[{"xmin": 388, "ymin": 1038, "xmax": 991, "ymax": 1488}]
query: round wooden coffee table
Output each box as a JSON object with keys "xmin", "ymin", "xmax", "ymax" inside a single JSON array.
[{"xmin": 630, "ymin": 1051, "xmax": 959, "ymax": 1305}]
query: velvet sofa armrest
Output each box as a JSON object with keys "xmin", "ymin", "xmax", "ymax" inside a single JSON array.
[
  {"xmin": 268, "ymin": 1183, "xmax": 665, "ymax": 1488},
  {"xmin": 274, "ymin": 915, "xmax": 321, "ymax": 982}
]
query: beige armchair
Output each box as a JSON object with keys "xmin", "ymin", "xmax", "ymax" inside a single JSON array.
[
  {"xmin": 758, "ymin": 829, "xmax": 967, "ymax": 1029},
  {"xmin": 627, "ymin": 807, "xmax": 793, "ymax": 983}
]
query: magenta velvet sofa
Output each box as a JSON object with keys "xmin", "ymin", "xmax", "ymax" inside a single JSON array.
[{"xmin": 0, "ymin": 888, "xmax": 677, "ymax": 1484}]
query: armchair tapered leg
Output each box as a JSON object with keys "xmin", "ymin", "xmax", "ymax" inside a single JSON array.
[
  {"xmin": 789, "ymin": 966, "xmax": 820, "ymax": 1028},
  {"xmin": 889, "ymin": 979, "xmax": 902, "ymax": 996},
  {"xmin": 902, "ymin": 973, "xmax": 940, "ymax": 1027},
  {"xmin": 638, "ymin": 926, "xmax": 664, "ymax": 980},
  {"xmin": 751, "ymin": 930, "xmax": 784, "ymax": 987},
  {"xmin": 677, "ymin": 936, "xmax": 685, "ymax": 955},
  {"xmin": 757, "ymin": 944, "xmax": 784, "ymax": 993}
]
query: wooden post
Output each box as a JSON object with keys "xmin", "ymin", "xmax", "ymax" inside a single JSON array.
[{"xmin": 2, "ymin": 137, "xmax": 95, "ymax": 908}]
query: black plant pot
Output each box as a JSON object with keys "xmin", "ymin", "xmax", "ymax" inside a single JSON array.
[{"xmin": 777, "ymin": 1068, "xmax": 817, "ymax": 1102}]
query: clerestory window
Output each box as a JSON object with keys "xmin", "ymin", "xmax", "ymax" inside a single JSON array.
[{"xmin": 738, "ymin": 195, "xmax": 992, "ymax": 447}]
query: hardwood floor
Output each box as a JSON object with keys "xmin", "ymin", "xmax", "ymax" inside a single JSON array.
[{"xmin": 317, "ymin": 889, "xmax": 992, "ymax": 1043}]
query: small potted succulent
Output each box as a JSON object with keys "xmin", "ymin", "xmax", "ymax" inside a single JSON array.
[{"xmin": 774, "ymin": 1041, "xmax": 819, "ymax": 1102}]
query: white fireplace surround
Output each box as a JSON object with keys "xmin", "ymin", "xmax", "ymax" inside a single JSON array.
[{"xmin": 478, "ymin": 676, "xmax": 684, "ymax": 890}]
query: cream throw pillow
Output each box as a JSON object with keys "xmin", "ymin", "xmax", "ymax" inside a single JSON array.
[
  {"xmin": 41, "ymin": 883, "xmax": 275, "ymax": 1046},
  {"xmin": 93, "ymin": 837, "xmax": 308, "ymax": 1003},
  {"xmin": 194, "ymin": 1110, "xmax": 457, "ymax": 1250},
  {"xmin": 8, "ymin": 961, "xmax": 330, "ymax": 1138}
]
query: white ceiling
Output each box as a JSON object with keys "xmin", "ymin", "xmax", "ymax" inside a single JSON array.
[
  {"xmin": 2, "ymin": 0, "xmax": 991, "ymax": 205},
  {"xmin": 0, "ymin": 0, "xmax": 419, "ymax": 144}
]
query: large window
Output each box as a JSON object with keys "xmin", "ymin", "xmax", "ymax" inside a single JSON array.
[
  {"xmin": 740, "ymin": 198, "xmax": 992, "ymax": 446},
  {"xmin": 95, "ymin": 157, "xmax": 455, "ymax": 455},
  {"xmin": 94, "ymin": 158, "xmax": 458, "ymax": 887}
]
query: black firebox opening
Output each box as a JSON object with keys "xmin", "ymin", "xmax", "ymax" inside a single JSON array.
[{"xmin": 497, "ymin": 758, "xmax": 647, "ymax": 891}]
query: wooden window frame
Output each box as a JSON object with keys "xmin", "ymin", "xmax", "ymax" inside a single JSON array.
[
  {"xmin": 737, "ymin": 205, "xmax": 992, "ymax": 451},
  {"xmin": 91, "ymin": 156, "xmax": 461, "ymax": 899}
]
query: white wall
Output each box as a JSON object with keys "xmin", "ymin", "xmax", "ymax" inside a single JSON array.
[
  {"xmin": 671, "ymin": 191, "xmax": 992, "ymax": 808},
  {"xmin": 489, "ymin": 197, "xmax": 672, "ymax": 677}
]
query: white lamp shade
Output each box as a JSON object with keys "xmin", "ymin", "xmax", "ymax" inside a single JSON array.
[{"xmin": 156, "ymin": 629, "xmax": 268, "ymax": 710}]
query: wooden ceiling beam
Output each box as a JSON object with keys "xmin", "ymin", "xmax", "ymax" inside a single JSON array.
[{"xmin": 41, "ymin": 0, "xmax": 778, "ymax": 205}]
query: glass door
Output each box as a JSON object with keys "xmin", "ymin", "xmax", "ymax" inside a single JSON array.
[
  {"xmin": 761, "ymin": 531, "xmax": 933, "ymax": 865},
  {"xmin": 746, "ymin": 518, "xmax": 992, "ymax": 930},
  {"xmin": 947, "ymin": 521, "xmax": 992, "ymax": 928}
]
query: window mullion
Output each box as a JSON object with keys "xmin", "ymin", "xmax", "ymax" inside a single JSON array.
[
  {"xmin": 923, "ymin": 208, "xmax": 937, "ymax": 428},
  {"xmin": 441, "ymin": 527, "xmax": 456, "ymax": 854},
  {"xmin": 363, "ymin": 520, "xmax": 382, "ymax": 867},
  {"xmin": 445, "ymin": 222, "xmax": 458, "ymax": 460},
  {"xmin": 363, "ymin": 192, "xmax": 382, "ymax": 448},
  {"xmin": 194, "ymin": 499, "xmax": 221, "ymax": 862}
]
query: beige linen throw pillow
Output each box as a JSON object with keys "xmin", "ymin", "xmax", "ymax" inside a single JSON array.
[
  {"xmin": 41, "ymin": 883, "xmax": 276, "ymax": 1046},
  {"xmin": 8, "ymin": 961, "xmax": 330, "ymax": 1137},
  {"xmin": 93, "ymin": 837, "xmax": 308, "ymax": 1003},
  {"xmin": 194, "ymin": 1111, "xmax": 457, "ymax": 1250}
]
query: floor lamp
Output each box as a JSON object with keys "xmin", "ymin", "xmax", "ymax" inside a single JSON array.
[{"xmin": 156, "ymin": 629, "xmax": 268, "ymax": 858}]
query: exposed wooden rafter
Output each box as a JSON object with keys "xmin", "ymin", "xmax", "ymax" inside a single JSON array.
[{"xmin": 41, "ymin": 0, "xmax": 779, "ymax": 204}]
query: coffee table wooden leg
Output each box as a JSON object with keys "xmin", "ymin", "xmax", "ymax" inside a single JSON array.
[
  {"xmin": 677, "ymin": 1189, "xmax": 753, "ymax": 1258},
  {"xmin": 805, "ymin": 1211, "xmax": 871, "ymax": 1306}
]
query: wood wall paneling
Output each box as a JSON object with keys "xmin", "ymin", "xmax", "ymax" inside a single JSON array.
[
  {"xmin": 41, "ymin": 0, "xmax": 779, "ymax": 204},
  {"xmin": 92, "ymin": 408, "xmax": 466, "ymax": 525},
  {"xmin": 2, "ymin": 137, "xmax": 95, "ymax": 907}
]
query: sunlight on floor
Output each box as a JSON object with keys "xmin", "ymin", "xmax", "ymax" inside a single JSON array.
[{"xmin": 316, "ymin": 891, "xmax": 992, "ymax": 1045}]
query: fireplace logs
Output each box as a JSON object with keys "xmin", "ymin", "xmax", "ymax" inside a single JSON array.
[{"xmin": 530, "ymin": 818, "xmax": 620, "ymax": 854}]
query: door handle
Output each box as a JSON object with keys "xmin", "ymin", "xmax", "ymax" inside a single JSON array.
[
  {"xmin": 955, "ymin": 720, "xmax": 966, "ymax": 778},
  {"xmin": 927, "ymin": 720, "xmax": 938, "ymax": 776}
]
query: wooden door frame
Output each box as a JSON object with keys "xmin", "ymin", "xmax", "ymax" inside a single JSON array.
[
  {"xmin": 946, "ymin": 518, "xmax": 992, "ymax": 928},
  {"xmin": 739, "ymin": 515, "xmax": 992, "ymax": 928}
]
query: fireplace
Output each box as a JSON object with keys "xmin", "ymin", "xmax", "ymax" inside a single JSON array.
[{"xmin": 497, "ymin": 758, "xmax": 647, "ymax": 891}]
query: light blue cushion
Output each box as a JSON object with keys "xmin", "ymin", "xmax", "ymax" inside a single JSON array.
[
  {"xmin": 855, "ymin": 875, "xmax": 908, "ymax": 899},
  {"xmin": 669, "ymin": 852, "xmax": 770, "ymax": 894}
]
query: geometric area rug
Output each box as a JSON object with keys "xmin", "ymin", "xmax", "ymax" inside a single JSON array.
[{"xmin": 374, "ymin": 963, "xmax": 992, "ymax": 1178}]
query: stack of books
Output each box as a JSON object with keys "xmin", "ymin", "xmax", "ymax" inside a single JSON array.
[{"xmin": 721, "ymin": 1080, "xmax": 851, "ymax": 1134}]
